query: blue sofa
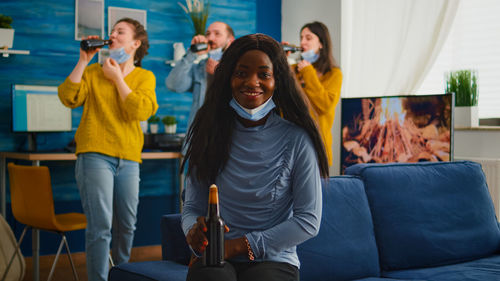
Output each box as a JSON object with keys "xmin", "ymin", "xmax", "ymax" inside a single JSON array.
[{"xmin": 109, "ymin": 161, "xmax": 500, "ymax": 280}]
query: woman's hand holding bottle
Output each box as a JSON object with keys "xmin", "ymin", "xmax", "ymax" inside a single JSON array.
[{"xmin": 79, "ymin": 35, "xmax": 101, "ymax": 65}]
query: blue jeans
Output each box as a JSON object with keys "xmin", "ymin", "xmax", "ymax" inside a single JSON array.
[{"xmin": 75, "ymin": 153, "xmax": 140, "ymax": 281}]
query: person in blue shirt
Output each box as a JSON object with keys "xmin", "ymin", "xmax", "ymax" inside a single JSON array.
[
  {"xmin": 181, "ymin": 33, "xmax": 329, "ymax": 281},
  {"xmin": 166, "ymin": 21, "xmax": 235, "ymax": 135}
]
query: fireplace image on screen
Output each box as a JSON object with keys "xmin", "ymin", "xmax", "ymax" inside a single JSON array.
[{"xmin": 341, "ymin": 94, "xmax": 454, "ymax": 174}]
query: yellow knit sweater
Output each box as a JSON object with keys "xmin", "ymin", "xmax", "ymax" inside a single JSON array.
[
  {"xmin": 58, "ymin": 63, "xmax": 158, "ymax": 163},
  {"xmin": 297, "ymin": 65, "xmax": 342, "ymax": 166}
]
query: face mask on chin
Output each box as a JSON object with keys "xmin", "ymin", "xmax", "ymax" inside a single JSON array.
[
  {"xmin": 301, "ymin": 49, "xmax": 319, "ymax": 64},
  {"xmin": 208, "ymin": 48, "xmax": 223, "ymax": 61},
  {"xmin": 109, "ymin": 47, "xmax": 131, "ymax": 64},
  {"xmin": 229, "ymin": 97, "xmax": 276, "ymax": 122}
]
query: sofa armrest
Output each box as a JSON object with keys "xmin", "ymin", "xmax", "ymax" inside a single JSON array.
[{"xmin": 161, "ymin": 214, "xmax": 191, "ymax": 265}]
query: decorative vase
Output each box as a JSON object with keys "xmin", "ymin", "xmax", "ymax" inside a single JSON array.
[
  {"xmin": 164, "ymin": 124, "xmax": 177, "ymax": 134},
  {"xmin": 0, "ymin": 28, "xmax": 14, "ymax": 48},
  {"xmin": 454, "ymin": 105, "xmax": 479, "ymax": 128},
  {"xmin": 173, "ymin": 42, "xmax": 185, "ymax": 61},
  {"xmin": 150, "ymin": 123, "xmax": 159, "ymax": 134},
  {"xmin": 140, "ymin": 121, "xmax": 148, "ymax": 133}
]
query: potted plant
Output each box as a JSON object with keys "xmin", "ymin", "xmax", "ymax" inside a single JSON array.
[
  {"xmin": 178, "ymin": 0, "xmax": 210, "ymax": 36},
  {"xmin": 0, "ymin": 14, "xmax": 14, "ymax": 49},
  {"xmin": 446, "ymin": 69, "xmax": 478, "ymax": 127},
  {"xmin": 148, "ymin": 115, "xmax": 160, "ymax": 134},
  {"xmin": 162, "ymin": 115, "xmax": 177, "ymax": 134}
]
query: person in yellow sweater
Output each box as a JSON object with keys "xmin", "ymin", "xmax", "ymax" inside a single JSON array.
[
  {"xmin": 288, "ymin": 21, "xmax": 342, "ymax": 166},
  {"xmin": 58, "ymin": 18, "xmax": 158, "ymax": 281}
]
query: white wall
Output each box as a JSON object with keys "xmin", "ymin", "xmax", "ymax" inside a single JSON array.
[{"xmin": 282, "ymin": 0, "xmax": 343, "ymax": 175}]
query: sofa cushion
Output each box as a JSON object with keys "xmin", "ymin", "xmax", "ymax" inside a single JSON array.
[
  {"xmin": 108, "ymin": 261, "xmax": 188, "ymax": 281},
  {"xmin": 346, "ymin": 161, "xmax": 500, "ymax": 271},
  {"xmin": 297, "ymin": 176, "xmax": 381, "ymax": 281},
  {"xmin": 383, "ymin": 254, "xmax": 500, "ymax": 281},
  {"xmin": 161, "ymin": 214, "xmax": 190, "ymax": 265}
]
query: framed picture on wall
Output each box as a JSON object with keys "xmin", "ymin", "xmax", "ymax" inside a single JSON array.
[
  {"xmin": 108, "ymin": 7, "xmax": 147, "ymax": 35},
  {"xmin": 75, "ymin": 0, "xmax": 104, "ymax": 40}
]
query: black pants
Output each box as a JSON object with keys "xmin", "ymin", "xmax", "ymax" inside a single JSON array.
[{"xmin": 186, "ymin": 259, "xmax": 299, "ymax": 281}]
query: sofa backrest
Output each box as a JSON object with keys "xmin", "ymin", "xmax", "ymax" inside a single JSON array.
[
  {"xmin": 297, "ymin": 176, "xmax": 381, "ymax": 281},
  {"xmin": 161, "ymin": 214, "xmax": 191, "ymax": 265},
  {"xmin": 346, "ymin": 161, "xmax": 500, "ymax": 271}
]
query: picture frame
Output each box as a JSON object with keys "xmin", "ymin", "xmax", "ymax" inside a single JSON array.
[
  {"xmin": 108, "ymin": 7, "xmax": 147, "ymax": 35},
  {"xmin": 75, "ymin": 0, "xmax": 104, "ymax": 40}
]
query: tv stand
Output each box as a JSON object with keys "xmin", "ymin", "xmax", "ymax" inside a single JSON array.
[{"xmin": 27, "ymin": 132, "xmax": 37, "ymax": 152}]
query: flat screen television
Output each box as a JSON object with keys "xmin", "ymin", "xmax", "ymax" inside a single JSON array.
[
  {"xmin": 340, "ymin": 93, "xmax": 454, "ymax": 174},
  {"xmin": 12, "ymin": 84, "xmax": 72, "ymax": 151}
]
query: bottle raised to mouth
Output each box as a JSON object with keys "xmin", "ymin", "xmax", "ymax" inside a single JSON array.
[
  {"xmin": 80, "ymin": 39, "xmax": 111, "ymax": 51},
  {"xmin": 281, "ymin": 44, "xmax": 302, "ymax": 53},
  {"xmin": 190, "ymin": 43, "xmax": 209, "ymax": 52}
]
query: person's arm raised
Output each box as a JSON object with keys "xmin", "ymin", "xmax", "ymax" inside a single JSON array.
[{"xmin": 68, "ymin": 35, "xmax": 101, "ymax": 83}]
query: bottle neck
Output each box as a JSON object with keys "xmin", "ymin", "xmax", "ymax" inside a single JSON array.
[
  {"xmin": 207, "ymin": 185, "xmax": 220, "ymax": 217},
  {"xmin": 207, "ymin": 202, "xmax": 220, "ymax": 217}
]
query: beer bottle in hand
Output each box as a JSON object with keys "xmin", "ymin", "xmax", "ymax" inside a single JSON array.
[{"xmin": 202, "ymin": 184, "xmax": 225, "ymax": 267}]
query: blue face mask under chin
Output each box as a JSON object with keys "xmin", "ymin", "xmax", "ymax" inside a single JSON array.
[
  {"xmin": 208, "ymin": 48, "xmax": 223, "ymax": 61},
  {"xmin": 109, "ymin": 47, "xmax": 131, "ymax": 64},
  {"xmin": 301, "ymin": 49, "xmax": 319, "ymax": 64},
  {"xmin": 229, "ymin": 97, "xmax": 276, "ymax": 121}
]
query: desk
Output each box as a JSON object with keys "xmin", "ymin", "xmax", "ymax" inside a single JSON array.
[{"xmin": 0, "ymin": 151, "xmax": 183, "ymax": 281}]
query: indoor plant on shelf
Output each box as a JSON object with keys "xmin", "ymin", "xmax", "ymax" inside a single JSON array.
[
  {"xmin": 446, "ymin": 69, "xmax": 478, "ymax": 127},
  {"xmin": 162, "ymin": 115, "xmax": 177, "ymax": 134},
  {"xmin": 148, "ymin": 115, "xmax": 160, "ymax": 134},
  {"xmin": 0, "ymin": 14, "xmax": 14, "ymax": 49},
  {"xmin": 178, "ymin": 0, "xmax": 209, "ymax": 36}
]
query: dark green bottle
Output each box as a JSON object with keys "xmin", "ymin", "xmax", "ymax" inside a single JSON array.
[{"xmin": 202, "ymin": 184, "xmax": 225, "ymax": 267}]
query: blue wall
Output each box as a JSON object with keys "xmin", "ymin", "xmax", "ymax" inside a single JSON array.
[{"xmin": 0, "ymin": 0, "xmax": 280, "ymax": 255}]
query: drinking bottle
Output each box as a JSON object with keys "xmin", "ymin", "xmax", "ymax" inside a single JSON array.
[
  {"xmin": 282, "ymin": 44, "xmax": 302, "ymax": 53},
  {"xmin": 202, "ymin": 184, "xmax": 225, "ymax": 267},
  {"xmin": 80, "ymin": 39, "xmax": 111, "ymax": 51},
  {"xmin": 190, "ymin": 43, "xmax": 209, "ymax": 52}
]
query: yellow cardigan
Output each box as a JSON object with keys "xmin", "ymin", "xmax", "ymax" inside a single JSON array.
[
  {"xmin": 58, "ymin": 63, "xmax": 158, "ymax": 163},
  {"xmin": 297, "ymin": 65, "xmax": 342, "ymax": 166}
]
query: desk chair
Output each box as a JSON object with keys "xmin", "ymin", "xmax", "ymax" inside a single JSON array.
[{"xmin": 3, "ymin": 163, "xmax": 87, "ymax": 281}]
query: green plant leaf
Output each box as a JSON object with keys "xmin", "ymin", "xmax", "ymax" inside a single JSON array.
[{"xmin": 446, "ymin": 69, "xmax": 478, "ymax": 106}]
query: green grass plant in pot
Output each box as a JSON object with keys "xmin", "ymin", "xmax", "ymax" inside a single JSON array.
[
  {"xmin": 148, "ymin": 115, "xmax": 160, "ymax": 134},
  {"xmin": 162, "ymin": 115, "xmax": 177, "ymax": 134},
  {"xmin": 446, "ymin": 69, "xmax": 478, "ymax": 127},
  {"xmin": 178, "ymin": 0, "xmax": 209, "ymax": 36}
]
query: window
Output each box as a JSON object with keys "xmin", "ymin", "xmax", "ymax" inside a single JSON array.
[{"xmin": 418, "ymin": 0, "xmax": 500, "ymax": 119}]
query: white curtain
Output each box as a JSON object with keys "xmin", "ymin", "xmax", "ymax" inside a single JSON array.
[{"xmin": 340, "ymin": 0, "xmax": 460, "ymax": 97}]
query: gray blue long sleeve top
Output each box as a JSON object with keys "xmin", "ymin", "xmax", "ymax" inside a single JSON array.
[
  {"xmin": 181, "ymin": 112, "xmax": 322, "ymax": 268},
  {"xmin": 165, "ymin": 50, "xmax": 207, "ymax": 131}
]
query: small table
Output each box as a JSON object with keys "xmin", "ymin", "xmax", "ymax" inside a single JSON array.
[{"xmin": 0, "ymin": 151, "xmax": 183, "ymax": 281}]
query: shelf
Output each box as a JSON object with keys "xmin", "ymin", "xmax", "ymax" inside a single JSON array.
[
  {"xmin": 165, "ymin": 54, "xmax": 208, "ymax": 67},
  {"xmin": 0, "ymin": 49, "xmax": 30, "ymax": 57},
  {"xmin": 165, "ymin": 60, "xmax": 176, "ymax": 67}
]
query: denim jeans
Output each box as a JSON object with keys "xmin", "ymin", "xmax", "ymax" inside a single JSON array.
[{"xmin": 75, "ymin": 152, "xmax": 140, "ymax": 281}]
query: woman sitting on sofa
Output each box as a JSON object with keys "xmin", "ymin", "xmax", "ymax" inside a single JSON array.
[{"xmin": 181, "ymin": 33, "xmax": 329, "ymax": 281}]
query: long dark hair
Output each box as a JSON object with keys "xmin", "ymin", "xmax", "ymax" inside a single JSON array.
[
  {"xmin": 116, "ymin": 18, "xmax": 149, "ymax": 67},
  {"xmin": 301, "ymin": 21, "xmax": 338, "ymax": 74},
  {"xmin": 183, "ymin": 34, "xmax": 329, "ymax": 185}
]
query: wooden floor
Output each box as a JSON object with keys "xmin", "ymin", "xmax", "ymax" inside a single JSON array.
[{"xmin": 22, "ymin": 245, "xmax": 162, "ymax": 281}]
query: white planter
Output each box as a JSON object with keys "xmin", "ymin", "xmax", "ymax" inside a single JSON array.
[
  {"xmin": 164, "ymin": 124, "xmax": 177, "ymax": 134},
  {"xmin": 0, "ymin": 28, "xmax": 14, "ymax": 48},
  {"xmin": 140, "ymin": 121, "xmax": 148, "ymax": 133},
  {"xmin": 454, "ymin": 105, "xmax": 479, "ymax": 128},
  {"xmin": 149, "ymin": 123, "xmax": 159, "ymax": 134}
]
